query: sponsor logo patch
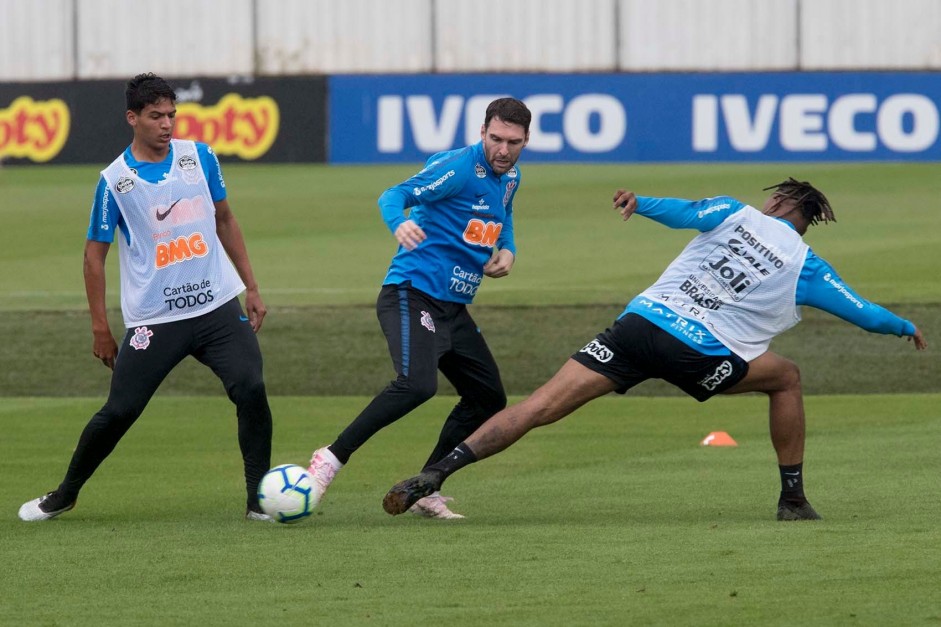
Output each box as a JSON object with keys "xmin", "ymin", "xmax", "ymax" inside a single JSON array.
[
  {"xmin": 130, "ymin": 326, "xmax": 154, "ymax": 350},
  {"xmin": 462, "ymin": 219, "xmax": 502, "ymax": 247},
  {"xmin": 579, "ymin": 339, "xmax": 614, "ymax": 363},
  {"xmin": 155, "ymin": 232, "xmax": 209, "ymax": 269},
  {"xmin": 156, "ymin": 198, "xmax": 182, "ymax": 221},
  {"xmin": 698, "ymin": 360, "xmax": 733, "ymax": 391},
  {"xmin": 413, "ymin": 170, "xmax": 454, "ymax": 196},
  {"xmin": 823, "ymin": 273, "xmax": 865, "ymax": 309},
  {"xmin": 700, "ymin": 246, "xmax": 760, "ymax": 301}
]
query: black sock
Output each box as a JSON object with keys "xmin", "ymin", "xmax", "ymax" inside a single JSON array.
[
  {"xmin": 779, "ymin": 463, "xmax": 806, "ymax": 502},
  {"xmin": 425, "ymin": 443, "xmax": 478, "ymax": 481}
]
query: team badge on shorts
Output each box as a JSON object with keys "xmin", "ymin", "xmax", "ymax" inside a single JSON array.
[
  {"xmin": 130, "ymin": 326, "xmax": 154, "ymax": 350},
  {"xmin": 420, "ymin": 311, "xmax": 436, "ymax": 333}
]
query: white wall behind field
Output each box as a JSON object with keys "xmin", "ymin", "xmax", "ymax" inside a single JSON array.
[{"xmin": 2, "ymin": 0, "xmax": 941, "ymax": 81}]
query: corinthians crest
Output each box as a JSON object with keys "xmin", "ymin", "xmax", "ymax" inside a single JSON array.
[{"xmin": 130, "ymin": 326, "xmax": 154, "ymax": 350}]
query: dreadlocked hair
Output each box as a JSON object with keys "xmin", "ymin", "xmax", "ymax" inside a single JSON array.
[{"xmin": 762, "ymin": 177, "xmax": 836, "ymax": 226}]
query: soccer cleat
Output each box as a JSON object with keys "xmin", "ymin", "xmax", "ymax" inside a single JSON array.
[
  {"xmin": 408, "ymin": 492, "xmax": 465, "ymax": 519},
  {"xmin": 307, "ymin": 446, "xmax": 343, "ymax": 503},
  {"xmin": 382, "ymin": 471, "xmax": 444, "ymax": 516},
  {"xmin": 245, "ymin": 508, "xmax": 275, "ymax": 522},
  {"xmin": 776, "ymin": 498, "xmax": 822, "ymax": 521},
  {"xmin": 18, "ymin": 491, "xmax": 76, "ymax": 522}
]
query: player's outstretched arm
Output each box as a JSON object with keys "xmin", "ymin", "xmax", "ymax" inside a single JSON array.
[{"xmin": 612, "ymin": 189, "xmax": 638, "ymax": 220}]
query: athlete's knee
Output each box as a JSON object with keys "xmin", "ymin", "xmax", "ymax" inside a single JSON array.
[
  {"xmin": 475, "ymin": 385, "xmax": 507, "ymax": 416},
  {"xmin": 98, "ymin": 398, "xmax": 147, "ymax": 425},
  {"xmin": 230, "ymin": 377, "xmax": 269, "ymax": 407},
  {"xmin": 778, "ymin": 358, "xmax": 802, "ymax": 392},
  {"xmin": 390, "ymin": 374, "xmax": 438, "ymax": 405}
]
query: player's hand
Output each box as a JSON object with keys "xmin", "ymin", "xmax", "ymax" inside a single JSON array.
[
  {"xmin": 244, "ymin": 288, "xmax": 267, "ymax": 333},
  {"xmin": 612, "ymin": 189, "xmax": 638, "ymax": 220},
  {"xmin": 92, "ymin": 329, "xmax": 118, "ymax": 370},
  {"xmin": 395, "ymin": 220, "xmax": 426, "ymax": 251},
  {"xmin": 484, "ymin": 249, "xmax": 515, "ymax": 278},
  {"xmin": 909, "ymin": 326, "xmax": 927, "ymax": 350}
]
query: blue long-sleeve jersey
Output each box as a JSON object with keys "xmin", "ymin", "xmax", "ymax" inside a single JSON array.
[
  {"xmin": 379, "ymin": 142, "xmax": 520, "ymax": 303},
  {"xmin": 623, "ymin": 195, "xmax": 917, "ymax": 356}
]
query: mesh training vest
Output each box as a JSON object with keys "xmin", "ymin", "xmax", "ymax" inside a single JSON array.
[
  {"xmin": 639, "ymin": 206, "xmax": 809, "ymax": 361},
  {"xmin": 101, "ymin": 140, "xmax": 244, "ymax": 327}
]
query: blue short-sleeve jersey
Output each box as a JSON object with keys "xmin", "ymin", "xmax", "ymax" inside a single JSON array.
[
  {"xmin": 378, "ymin": 141, "xmax": 521, "ymax": 303},
  {"xmin": 87, "ymin": 142, "xmax": 226, "ymax": 246}
]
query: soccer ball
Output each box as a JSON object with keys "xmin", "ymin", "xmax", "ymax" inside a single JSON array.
[{"xmin": 257, "ymin": 464, "xmax": 317, "ymax": 524}]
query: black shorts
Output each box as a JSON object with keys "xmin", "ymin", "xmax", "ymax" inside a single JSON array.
[{"xmin": 570, "ymin": 313, "xmax": 749, "ymax": 402}]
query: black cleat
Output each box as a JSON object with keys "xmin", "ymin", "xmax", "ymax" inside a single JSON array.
[
  {"xmin": 382, "ymin": 471, "xmax": 443, "ymax": 516},
  {"xmin": 776, "ymin": 498, "xmax": 822, "ymax": 521},
  {"xmin": 19, "ymin": 491, "xmax": 76, "ymax": 522}
]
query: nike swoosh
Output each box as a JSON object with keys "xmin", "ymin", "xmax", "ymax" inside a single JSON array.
[
  {"xmin": 156, "ymin": 198, "xmax": 182, "ymax": 221},
  {"xmin": 239, "ymin": 315, "xmax": 250, "ymax": 322}
]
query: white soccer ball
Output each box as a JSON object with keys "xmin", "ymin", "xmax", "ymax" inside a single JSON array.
[{"xmin": 257, "ymin": 464, "xmax": 317, "ymax": 524}]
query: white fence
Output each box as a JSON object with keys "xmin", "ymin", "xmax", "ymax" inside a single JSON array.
[{"xmin": 2, "ymin": 0, "xmax": 941, "ymax": 81}]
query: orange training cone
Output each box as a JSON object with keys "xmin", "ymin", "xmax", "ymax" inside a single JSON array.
[{"xmin": 700, "ymin": 431, "xmax": 737, "ymax": 447}]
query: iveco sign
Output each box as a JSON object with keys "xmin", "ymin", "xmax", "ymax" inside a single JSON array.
[
  {"xmin": 693, "ymin": 93, "xmax": 939, "ymax": 153},
  {"xmin": 377, "ymin": 94, "xmax": 627, "ymax": 154},
  {"xmin": 328, "ymin": 73, "xmax": 941, "ymax": 163}
]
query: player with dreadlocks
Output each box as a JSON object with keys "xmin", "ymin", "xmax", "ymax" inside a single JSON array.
[
  {"xmin": 382, "ymin": 179, "xmax": 927, "ymax": 522},
  {"xmin": 763, "ymin": 177, "xmax": 836, "ymax": 225}
]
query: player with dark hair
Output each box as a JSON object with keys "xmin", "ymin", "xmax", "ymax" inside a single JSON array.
[
  {"xmin": 19, "ymin": 72, "xmax": 274, "ymax": 522},
  {"xmin": 383, "ymin": 179, "xmax": 927, "ymax": 521},
  {"xmin": 306, "ymin": 97, "xmax": 532, "ymax": 519}
]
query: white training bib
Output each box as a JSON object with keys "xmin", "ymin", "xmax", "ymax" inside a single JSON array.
[
  {"xmin": 640, "ymin": 206, "xmax": 809, "ymax": 360},
  {"xmin": 101, "ymin": 140, "xmax": 244, "ymax": 326}
]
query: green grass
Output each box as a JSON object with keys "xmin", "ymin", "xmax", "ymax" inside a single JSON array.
[
  {"xmin": 2, "ymin": 394, "xmax": 940, "ymax": 625},
  {"xmin": 2, "ymin": 304, "xmax": 937, "ymax": 397},
  {"xmin": 1, "ymin": 162, "xmax": 937, "ymax": 397},
  {"xmin": 2, "ymin": 162, "xmax": 940, "ymax": 310}
]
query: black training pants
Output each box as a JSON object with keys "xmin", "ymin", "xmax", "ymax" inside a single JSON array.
[
  {"xmin": 330, "ymin": 284, "xmax": 507, "ymax": 468},
  {"xmin": 57, "ymin": 297, "xmax": 272, "ymax": 508}
]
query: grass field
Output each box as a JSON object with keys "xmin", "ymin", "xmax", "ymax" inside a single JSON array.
[
  {"xmin": 2, "ymin": 395, "xmax": 940, "ymax": 625},
  {"xmin": 2, "ymin": 162, "xmax": 939, "ymax": 625}
]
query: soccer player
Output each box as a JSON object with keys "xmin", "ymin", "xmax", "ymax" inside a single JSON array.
[
  {"xmin": 382, "ymin": 179, "xmax": 928, "ymax": 521},
  {"xmin": 18, "ymin": 73, "xmax": 274, "ymax": 522},
  {"xmin": 306, "ymin": 98, "xmax": 531, "ymax": 519}
]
